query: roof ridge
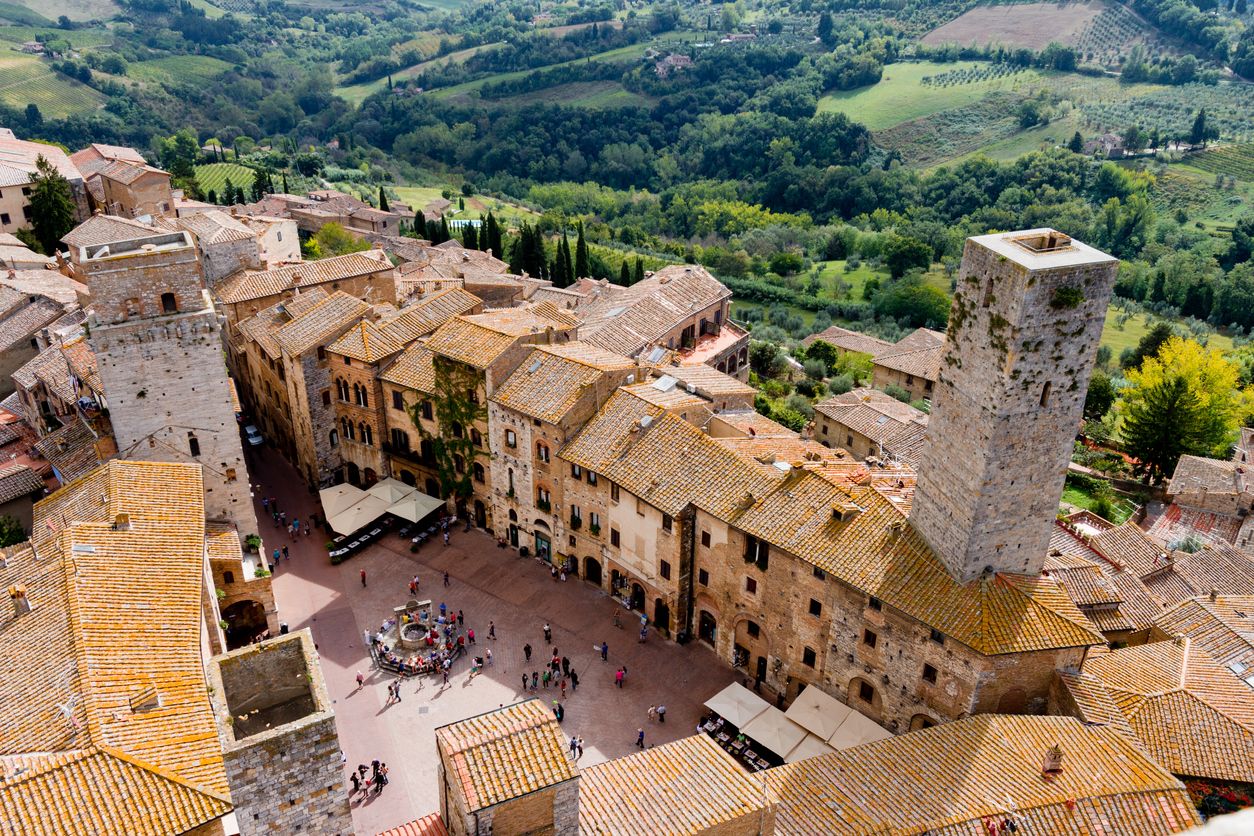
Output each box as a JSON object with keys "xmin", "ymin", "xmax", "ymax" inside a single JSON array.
[{"xmin": 95, "ymin": 744, "xmax": 232, "ymax": 805}]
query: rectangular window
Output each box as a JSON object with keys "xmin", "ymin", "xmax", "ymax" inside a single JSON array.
[
  {"xmin": 745, "ymin": 577, "xmax": 757, "ymax": 594},
  {"xmin": 701, "ymin": 530, "xmax": 711, "ymax": 547},
  {"xmin": 808, "ymin": 599, "xmax": 822, "ymax": 617},
  {"xmin": 660, "ymin": 560, "xmax": 671, "ymax": 580},
  {"xmin": 321, "ymin": 390, "xmax": 331, "ymax": 406},
  {"xmin": 636, "ymin": 497, "xmax": 646, "ymax": 517},
  {"xmin": 392, "ymin": 391, "xmax": 404, "ymax": 410},
  {"xmin": 922, "ymin": 664, "xmax": 938, "ymax": 684},
  {"xmin": 610, "ymin": 528, "xmax": 620, "ymax": 547},
  {"xmin": 821, "ymin": 425, "xmax": 828, "ymax": 435},
  {"xmin": 802, "ymin": 647, "xmax": 816, "ymax": 667},
  {"xmin": 420, "ymin": 401, "xmax": 433, "ymax": 420},
  {"xmin": 0, "ymin": 213, "xmax": 9, "ymax": 225},
  {"xmin": 858, "ymin": 681, "xmax": 874, "ymax": 703},
  {"xmin": 537, "ymin": 443, "xmax": 550, "ymax": 463},
  {"xmin": 610, "ymin": 482, "xmax": 620, "ymax": 502},
  {"xmin": 661, "ymin": 513, "xmax": 673, "ymax": 533},
  {"xmin": 846, "ymin": 435, "xmax": 854, "ymax": 447},
  {"xmin": 505, "ymin": 429, "xmax": 516, "ymax": 447},
  {"xmin": 570, "ymin": 504, "xmax": 582, "ymax": 523},
  {"xmin": 571, "ymin": 464, "xmax": 582, "ymax": 479},
  {"xmin": 698, "ymin": 568, "xmax": 709, "ymax": 586},
  {"xmin": 744, "ymin": 535, "xmax": 768, "ymax": 570},
  {"xmin": 317, "ymin": 346, "xmax": 326, "ymax": 361},
  {"xmin": 589, "ymin": 512, "xmax": 600, "ymax": 530},
  {"xmin": 587, "ymin": 471, "xmax": 597, "ymax": 486},
  {"xmin": 569, "ymin": 535, "xmax": 577, "ymax": 547},
  {"xmin": 868, "ymin": 597, "xmax": 882, "ymax": 612},
  {"xmin": 813, "ymin": 567, "xmax": 827, "ymax": 580},
  {"xmin": 863, "ymin": 629, "xmax": 878, "ymax": 648},
  {"xmin": 929, "ymin": 628, "xmax": 945, "ymax": 645}
]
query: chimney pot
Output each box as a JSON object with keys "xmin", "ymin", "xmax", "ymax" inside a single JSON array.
[
  {"xmin": 1209, "ymin": 588, "xmax": 1218, "ymax": 602},
  {"xmin": 9, "ymin": 584, "xmax": 30, "ymax": 616},
  {"xmin": 1042, "ymin": 744, "xmax": 1064, "ymax": 777}
]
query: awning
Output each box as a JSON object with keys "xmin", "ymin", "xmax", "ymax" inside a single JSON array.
[
  {"xmin": 740, "ymin": 709, "xmax": 808, "ymax": 759},
  {"xmin": 387, "ymin": 491, "xmax": 445, "ymax": 523},
  {"xmin": 783, "ymin": 734, "xmax": 837, "ymax": 764},
  {"xmin": 704, "ymin": 683, "xmax": 770, "ymax": 728},
  {"xmin": 367, "ymin": 478, "xmax": 416, "ymax": 504},
  {"xmin": 326, "ymin": 493, "xmax": 392, "ymax": 536},
  {"xmin": 826, "ymin": 708, "xmax": 892, "ymax": 749},
  {"xmin": 784, "ymin": 686, "xmax": 853, "ymax": 741},
  {"xmin": 319, "ymin": 484, "xmax": 366, "ymax": 518}
]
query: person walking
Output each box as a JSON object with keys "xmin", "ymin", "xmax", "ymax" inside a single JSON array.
[
  {"xmin": 355, "ymin": 671, "xmax": 364, "ymax": 690},
  {"xmin": 576, "ymin": 736, "xmax": 584, "ymax": 759},
  {"xmin": 374, "ymin": 764, "xmax": 389, "ymax": 795},
  {"xmin": 600, "ymin": 641, "xmax": 608, "ymax": 662},
  {"xmin": 443, "ymin": 529, "xmax": 450, "ymax": 546},
  {"xmin": 262, "ymin": 496, "xmax": 270, "ymax": 514},
  {"xmin": 542, "ymin": 669, "xmax": 551, "ymax": 689},
  {"xmin": 486, "ymin": 648, "xmax": 493, "ymax": 666},
  {"xmin": 349, "ymin": 771, "xmax": 360, "ymax": 797},
  {"xmin": 272, "ymin": 547, "xmax": 281, "ymax": 566},
  {"xmin": 360, "ymin": 568, "xmax": 367, "ymax": 587},
  {"xmin": 647, "ymin": 705, "xmax": 657, "ymax": 722},
  {"xmin": 521, "ymin": 673, "xmax": 529, "ymax": 691},
  {"xmin": 657, "ymin": 704, "xmax": 667, "ymax": 723},
  {"xmin": 569, "ymin": 735, "xmax": 578, "ymax": 757},
  {"xmin": 543, "ymin": 622, "xmax": 552, "ymax": 643},
  {"xmin": 531, "ymin": 671, "xmax": 539, "ymax": 691},
  {"xmin": 560, "ymin": 678, "xmax": 567, "ymax": 699},
  {"xmin": 636, "ymin": 728, "xmax": 645, "ymax": 748},
  {"xmin": 561, "ymin": 656, "xmax": 570, "ymax": 676},
  {"xmin": 468, "ymin": 628, "xmax": 476, "ymax": 645},
  {"xmin": 408, "ymin": 577, "xmax": 417, "ymax": 596},
  {"xmin": 282, "ymin": 545, "xmax": 289, "ymax": 561},
  {"xmin": 443, "ymin": 570, "xmax": 450, "ymax": 587},
  {"xmin": 457, "ymin": 610, "xmax": 464, "ymax": 627},
  {"xmin": 523, "ymin": 642, "xmax": 532, "ymax": 661},
  {"xmin": 488, "ymin": 620, "xmax": 496, "ymax": 640},
  {"xmin": 569, "ymin": 669, "xmax": 579, "ymax": 692},
  {"xmin": 393, "ymin": 682, "xmax": 402, "ymax": 703},
  {"xmin": 615, "ymin": 668, "xmax": 624, "ymax": 688}
]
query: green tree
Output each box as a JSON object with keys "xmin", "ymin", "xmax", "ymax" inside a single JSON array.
[
  {"xmin": 804, "ymin": 340, "xmax": 841, "ymax": 376},
  {"xmin": 1120, "ymin": 322, "xmax": 1175, "ymax": 370},
  {"xmin": 574, "ymin": 221, "xmax": 589, "ymax": 279},
  {"xmin": 1084, "ymin": 371, "xmax": 1116, "ymax": 420},
  {"xmin": 1121, "ymin": 375, "xmax": 1205, "ymax": 484},
  {"xmin": 311, "ymin": 222, "xmax": 370, "ymax": 257},
  {"xmin": 24, "ymin": 103, "xmax": 41, "ymax": 130},
  {"xmin": 619, "ymin": 261, "xmax": 630, "ymax": 285},
  {"xmin": 749, "ymin": 340, "xmax": 786, "ymax": 378},
  {"xmin": 634, "ymin": 257, "xmax": 645, "ymax": 285},
  {"xmin": 871, "ymin": 273, "xmax": 949, "ymax": 328},
  {"xmin": 462, "ymin": 222, "xmax": 478, "ymax": 249},
  {"xmin": 0, "ymin": 514, "xmax": 24, "ymax": 547},
  {"xmin": 378, "ymin": 186, "xmax": 389, "ymax": 212},
  {"xmin": 157, "ymin": 129, "xmax": 200, "ymax": 180},
  {"xmin": 26, "ymin": 154, "xmax": 77, "ymax": 255},
  {"xmin": 1190, "ymin": 109, "xmax": 1208, "ymax": 146},
  {"xmin": 882, "ymin": 235, "xmax": 932, "ymax": 279},
  {"xmin": 816, "ymin": 12, "xmax": 835, "ymax": 46},
  {"xmin": 1068, "ymin": 131, "xmax": 1083, "ymax": 153},
  {"xmin": 485, "ymin": 212, "xmax": 503, "ymax": 258}
]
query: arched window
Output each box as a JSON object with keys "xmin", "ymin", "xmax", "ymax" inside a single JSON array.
[
  {"xmin": 358, "ymin": 385, "xmax": 368, "ymax": 407},
  {"xmin": 160, "ymin": 292, "xmax": 177, "ymax": 314},
  {"xmin": 391, "ymin": 428, "xmax": 409, "ymax": 451},
  {"xmin": 453, "ymin": 454, "xmax": 465, "ymax": 474},
  {"xmin": 352, "ymin": 383, "xmax": 361, "ymax": 405},
  {"xmin": 537, "ymin": 442, "xmax": 550, "ymax": 463},
  {"xmin": 342, "ymin": 418, "xmax": 355, "ymax": 441},
  {"xmin": 473, "ymin": 462, "xmax": 485, "ymax": 483},
  {"xmin": 188, "ymin": 433, "xmax": 200, "ymax": 457},
  {"xmin": 451, "ymin": 421, "xmax": 464, "ymax": 439},
  {"xmin": 471, "ymin": 428, "xmax": 483, "ymax": 447},
  {"xmin": 359, "ymin": 423, "xmax": 373, "ymax": 446},
  {"xmin": 336, "ymin": 379, "xmax": 349, "ymax": 401}
]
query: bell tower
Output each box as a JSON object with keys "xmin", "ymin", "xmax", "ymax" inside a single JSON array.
[{"xmin": 911, "ymin": 230, "xmax": 1119, "ymax": 582}]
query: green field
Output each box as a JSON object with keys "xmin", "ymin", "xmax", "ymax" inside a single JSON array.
[
  {"xmin": 392, "ymin": 186, "xmax": 538, "ymax": 227},
  {"xmin": 4, "ymin": 0, "xmax": 117, "ymax": 21},
  {"xmin": 130, "ymin": 55, "xmax": 232, "ymax": 86},
  {"xmin": 492, "ymin": 80, "xmax": 651, "ymax": 109},
  {"xmin": 195, "ymin": 162, "xmax": 258, "ymax": 195},
  {"xmin": 0, "ymin": 25, "xmax": 113, "ymax": 46},
  {"xmin": 1099, "ymin": 307, "xmax": 1234, "ymax": 356},
  {"xmin": 818, "ymin": 61, "xmax": 1042, "ymax": 132},
  {"xmin": 0, "ymin": 55, "xmax": 104, "ymax": 117},
  {"xmin": 1184, "ymin": 143, "xmax": 1254, "ymax": 181},
  {"xmin": 334, "ymin": 42, "xmax": 500, "ymax": 105}
]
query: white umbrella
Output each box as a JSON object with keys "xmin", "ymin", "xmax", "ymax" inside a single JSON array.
[
  {"xmin": 366, "ymin": 478, "xmax": 416, "ymax": 504},
  {"xmin": 387, "ymin": 491, "xmax": 445, "ymax": 523},
  {"xmin": 319, "ymin": 484, "xmax": 366, "ymax": 518},
  {"xmin": 703, "ymin": 683, "xmax": 770, "ymax": 728}
]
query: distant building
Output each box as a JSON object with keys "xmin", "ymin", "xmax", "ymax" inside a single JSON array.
[
  {"xmin": 813, "ymin": 387, "xmax": 928, "ymax": 467},
  {"xmin": 0, "ymin": 128, "xmax": 88, "ymax": 235}
]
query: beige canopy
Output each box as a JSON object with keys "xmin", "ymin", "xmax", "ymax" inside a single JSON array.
[
  {"xmin": 782, "ymin": 734, "xmax": 837, "ymax": 764},
  {"xmin": 319, "ymin": 484, "xmax": 366, "ymax": 519},
  {"xmin": 825, "ymin": 707, "xmax": 892, "ymax": 749},
  {"xmin": 741, "ymin": 708, "xmax": 809, "ymax": 759},
  {"xmin": 367, "ymin": 478, "xmax": 415, "ymax": 504},
  {"xmin": 703, "ymin": 683, "xmax": 770, "ymax": 728},
  {"xmin": 784, "ymin": 686, "xmax": 851, "ymax": 741},
  {"xmin": 325, "ymin": 492, "xmax": 392, "ymax": 536},
  {"xmin": 387, "ymin": 491, "xmax": 444, "ymax": 523}
]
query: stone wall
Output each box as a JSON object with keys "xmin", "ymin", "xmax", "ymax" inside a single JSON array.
[
  {"xmin": 285, "ymin": 349, "xmax": 344, "ymax": 487},
  {"xmin": 329, "ymin": 352, "xmax": 388, "ymax": 484},
  {"xmin": 912, "ymin": 233, "xmax": 1119, "ymax": 581},
  {"xmin": 870, "ymin": 365, "xmax": 933, "ymax": 402},
  {"xmin": 208, "ymin": 630, "xmax": 352, "ymax": 836},
  {"xmin": 201, "ymin": 236, "xmax": 261, "ymax": 288}
]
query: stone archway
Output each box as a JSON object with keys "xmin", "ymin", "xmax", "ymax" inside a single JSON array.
[
  {"xmin": 910, "ymin": 713, "xmax": 938, "ymax": 731},
  {"xmin": 584, "ymin": 557, "xmax": 602, "ymax": 586},
  {"xmin": 698, "ymin": 610, "xmax": 717, "ymax": 645},
  {"xmin": 630, "ymin": 583, "xmax": 645, "ymax": 611},
  {"xmin": 222, "ymin": 599, "xmax": 267, "ymax": 650},
  {"xmin": 346, "ymin": 462, "xmax": 361, "ymax": 486},
  {"xmin": 474, "ymin": 500, "xmax": 486, "ymax": 529}
]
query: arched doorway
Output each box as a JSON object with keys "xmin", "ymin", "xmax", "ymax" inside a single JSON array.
[
  {"xmin": 584, "ymin": 557, "xmax": 602, "ymax": 586},
  {"xmin": 399, "ymin": 470, "xmax": 416, "ymax": 487},
  {"xmin": 425, "ymin": 477, "xmax": 439, "ymax": 497},
  {"xmin": 222, "ymin": 600, "xmax": 267, "ymax": 649},
  {"xmin": 346, "ymin": 462, "xmax": 361, "ymax": 486},
  {"xmin": 474, "ymin": 500, "xmax": 486, "ymax": 529},
  {"xmin": 363, "ymin": 468, "xmax": 378, "ymax": 487},
  {"xmin": 698, "ymin": 610, "xmax": 717, "ymax": 645},
  {"xmin": 630, "ymin": 583, "xmax": 645, "ymax": 611},
  {"xmin": 653, "ymin": 598, "xmax": 670, "ymax": 632},
  {"xmin": 508, "ymin": 509, "xmax": 519, "ymax": 547}
]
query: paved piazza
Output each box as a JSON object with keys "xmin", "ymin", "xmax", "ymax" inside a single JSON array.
[{"xmin": 250, "ymin": 447, "xmax": 739, "ymax": 834}]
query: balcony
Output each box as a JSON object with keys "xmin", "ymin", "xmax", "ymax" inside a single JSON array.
[
  {"xmin": 382, "ymin": 441, "xmax": 435, "ymax": 468},
  {"xmin": 536, "ymin": 498, "xmax": 551, "ymax": 513}
]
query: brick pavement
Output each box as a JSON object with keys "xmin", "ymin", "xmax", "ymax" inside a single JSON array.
[{"xmin": 246, "ymin": 446, "xmax": 738, "ymax": 835}]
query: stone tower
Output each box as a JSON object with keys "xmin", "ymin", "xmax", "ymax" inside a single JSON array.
[
  {"xmin": 78, "ymin": 231, "xmax": 259, "ymax": 535},
  {"xmin": 912, "ymin": 229, "xmax": 1119, "ymax": 582}
]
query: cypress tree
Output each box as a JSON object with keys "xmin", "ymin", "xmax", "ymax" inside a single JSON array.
[
  {"xmin": 619, "ymin": 261, "xmax": 630, "ymax": 285},
  {"xmin": 250, "ymin": 171, "xmax": 263, "ymax": 202},
  {"xmin": 439, "ymin": 215, "xmax": 451, "ymax": 243},
  {"xmin": 463, "ymin": 222, "xmax": 478, "ymax": 249},
  {"xmin": 27, "ymin": 155, "xmax": 77, "ymax": 255},
  {"xmin": 486, "ymin": 211, "xmax": 503, "ymax": 257},
  {"xmin": 378, "ymin": 186, "xmax": 389, "ymax": 212},
  {"xmin": 208, "ymin": 189, "xmax": 218, "ymax": 205},
  {"xmin": 223, "ymin": 178, "xmax": 235, "ymax": 206},
  {"xmin": 281, "ymin": 171, "xmax": 289, "ymax": 193},
  {"xmin": 574, "ymin": 221, "xmax": 589, "ymax": 279},
  {"xmin": 634, "ymin": 256, "xmax": 645, "ymax": 285}
]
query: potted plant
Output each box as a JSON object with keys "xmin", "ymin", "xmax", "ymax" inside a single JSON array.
[{"xmin": 244, "ymin": 534, "xmax": 262, "ymax": 553}]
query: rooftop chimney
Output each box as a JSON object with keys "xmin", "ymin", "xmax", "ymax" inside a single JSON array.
[
  {"xmin": 113, "ymin": 513, "xmax": 131, "ymax": 531},
  {"xmin": 1209, "ymin": 588, "xmax": 1218, "ymax": 602},
  {"xmin": 1042, "ymin": 744, "xmax": 1064, "ymax": 778},
  {"xmin": 9, "ymin": 584, "xmax": 31, "ymax": 616}
]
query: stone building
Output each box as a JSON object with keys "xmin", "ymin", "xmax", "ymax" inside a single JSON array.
[
  {"xmin": 813, "ymin": 388, "xmax": 928, "ymax": 467},
  {"xmin": 0, "ymin": 287, "xmax": 76, "ymax": 398},
  {"xmin": 867, "ymin": 328, "xmax": 944, "ymax": 402},
  {"xmin": 207, "ymin": 630, "xmax": 353, "ymax": 836},
  {"xmin": 171, "ymin": 210, "xmax": 263, "ymax": 287},
  {"xmin": 912, "ymin": 230, "xmax": 1120, "ymax": 581},
  {"xmin": 214, "ymin": 249, "xmax": 395, "ymax": 329},
  {"xmin": 435, "ymin": 700, "xmax": 579, "ymax": 836},
  {"xmin": 71, "ymin": 143, "xmax": 173, "ymax": 219},
  {"xmin": 77, "ymin": 230, "xmax": 260, "ymax": 536},
  {"xmin": 488, "ymin": 342, "xmax": 638, "ymax": 562},
  {"xmin": 326, "ymin": 287, "xmax": 481, "ymax": 488}
]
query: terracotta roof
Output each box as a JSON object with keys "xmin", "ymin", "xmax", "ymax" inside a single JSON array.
[
  {"xmin": 13, "ymin": 343, "xmax": 75, "ymax": 402},
  {"xmin": 0, "ymin": 463, "xmax": 42, "ymax": 503},
  {"xmin": 1154, "ymin": 596, "xmax": 1254, "ymax": 684},
  {"xmin": 215, "ymin": 250, "xmax": 392, "ymax": 304},
  {"xmin": 274, "ymin": 291, "xmax": 371, "ymax": 356},
  {"xmin": 0, "ymin": 461, "xmax": 231, "ymax": 833},
  {"xmin": 871, "ymin": 343, "xmax": 943, "ymax": 380},
  {"xmin": 652, "ymin": 363, "xmax": 755, "ymax": 399},
  {"xmin": 95, "ymin": 159, "xmax": 168, "ymax": 186},
  {"xmin": 60, "ymin": 336, "xmax": 101, "ymax": 394},
  {"xmin": 235, "ymin": 303, "xmax": 289, "ymax": 360},
  {"xmin": 762, "ymin": 714, "xmax": 1201, "ymax": 836},
  {"xmin": 619, "ymin": 380, "xmax": 708, "ymax": 413},
  {"xmin": 327, "ymin": 288, "xmax": 481, "ymax": 362},
  {"xmin": 425, "ymin": 303, "xmax": 578, "ymax": 369},
  {"xmin": 33, "ymin": 419, "xmax": 103, "ymax": 484},
  {"xmin": 802, "ymin": 325, "xmax": 893, "ymax": 355},
  {"xmin": 61, "ymin": 214, "xmax": 161, "ymax": 250},
  {"xmin": 1170, "ymin": 454, "xmax": 1248, "ymax": 501},
  {"xmin": 814, "ymin": 388, "xmax": 929, "ymax": 466},
  {"xmin": 579, "ymin": 735, "xmax": 770, "ymax": 835},
  {"xmin": 1090, "ymin": 521, "xmax": 1172, "ymax": 576},
  {"xmin": 175, "ymin": 210, "xmax": 256, "ymax": 245},
  {"xmin": 378, "ymin": 812, "xmax": 449, "ymax": 836},
  {"xmin": 1081, "ymin": 639, "xmax": 1254, "ymax": 782},
  {"xmin": 0, "ymin": 747, "xmax": 231, "ymax": 836},
  {"xmin": 579, "ymin": 265, "xmax": 731, "ymax": 357},
  {"xmin": 1043, "ymin": 551, "xmax": 1123, "ymax": 607},
  {"xmin": 204, "ymin": 520, "xmax": 244, "ymax": 562},
  {"xmin": 0, "ymin": 295, "xmax": 63, "ymax": 351},
  {"xmin": 0, "ymin": 269, "xmax": 86, "ymax": 307},
  {"xmin": 1057, "ymin": 669, "xmax": 1138, "ymax": 740},
  {"xmin": 563, "ymin": 390, "xmax": 1101, "ymax": 655},
  {"xmin": 492, "ymin": 343, "xmax": 635, "ymax": 425},
  {"xmin": 435, "ymin": 700, "xmax": 577, "ymax": 812},
  {"xmin": 707, "ymin": 410, "xmax": 798, "ymax": 438},
  {"xmin": 0, "ymin": 136, "xmax": 82, "ymax": 187},
  {"xmin": 381, "ymin": 342, "xmax": 437, "ymax": 394}
]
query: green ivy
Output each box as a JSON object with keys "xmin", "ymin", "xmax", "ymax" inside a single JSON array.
[
  {"xmin": 1050, "ymin": 286, "xmax": 1085, "ymax": 310},
  {"xmin": 412, "ymin": 357, "xmax": 488, "ymax": 500}
]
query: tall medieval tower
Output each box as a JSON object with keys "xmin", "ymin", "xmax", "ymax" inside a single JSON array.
[
  {"xmin": 78, "ymin": 230, "xmax": 260, "ymax": 535},
  {"xmin": 911, "ymin": 230, "xmax": 1119, "ymax": 582}
]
